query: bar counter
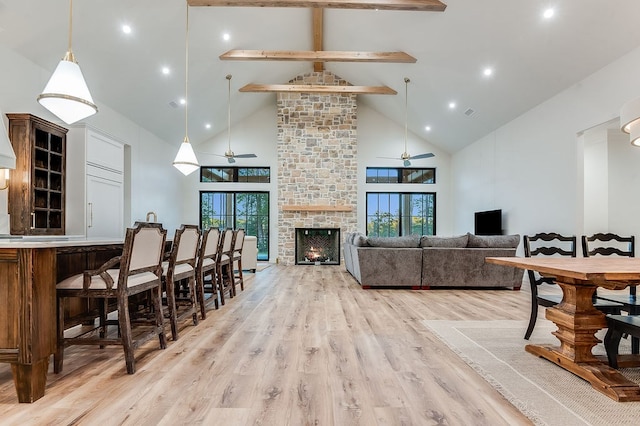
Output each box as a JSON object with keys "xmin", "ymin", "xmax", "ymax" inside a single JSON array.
[{"xmin": 0, "ymin": 238, "xmax": 125, "ymax": 403}]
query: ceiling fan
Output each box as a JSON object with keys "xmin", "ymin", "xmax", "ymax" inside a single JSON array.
[
  {"xmin": 378, "ymin": 77, "xmax": 434, "ymax": 167},
  {"xmin": 213, "ymin": 74, "xmax": 257, "ymax": 164}
]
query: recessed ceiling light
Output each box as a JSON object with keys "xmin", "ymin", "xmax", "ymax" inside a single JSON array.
[
  {"xmin": 179, "ymin": 98, "xmax": 186, "ymax": 105},
  {"xmin": 161, "ymin": 67, "xmax": 170, "ymax": 75},
  {"xmin": 205, "ymin": 123, "xmax": 212, "ymax": 129},
  {"xmin": 483, "ymin": 67, "xmax": 493, "ymax": 77},
  {"xmin": 543, "ymin": 8, "xmax": 555, "ymax": 19},
  {"xmin": 223, "ymin": 33, "xmax": 230, "ymax": 41},
  {"xmin": 425, "ymin": 125, "xmax": 431, "ymax": 132},
  {"xmin": 448, "ymin": 102, "xmax": 456, "ymax": 110},
  {"xmin": 122, "ymin": 24, "xmax": 132, "ymax": 34}
]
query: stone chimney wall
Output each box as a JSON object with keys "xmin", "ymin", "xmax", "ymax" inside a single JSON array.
[{"xmin": 276, "ymin": 71, "xmax": 358, "ymax": 265}]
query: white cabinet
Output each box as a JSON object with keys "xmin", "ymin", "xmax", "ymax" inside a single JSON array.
[
  {"xmin": 86, "ymin": 166, "xmax": 123, "ymax": 239},
  {"xmin": 86, "ymin": 130, "xmax": 124, "ymax": 239},
  {"xmin": 65, "ymin": 126, "xmax": 125, "ymax": 238}
]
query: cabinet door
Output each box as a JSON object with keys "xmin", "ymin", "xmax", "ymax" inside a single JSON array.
[{"xmin": 86, "ymin": 173, "xmax": 123, "ymax": 239}]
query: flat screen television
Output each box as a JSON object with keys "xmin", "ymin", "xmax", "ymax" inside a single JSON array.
[{"xmin": 474, "ymin": 209, "xmax": 502, "ymax": 235}]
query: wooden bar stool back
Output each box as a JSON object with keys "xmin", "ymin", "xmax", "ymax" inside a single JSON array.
[
  {"xmin": 217, "ymin": 228, "xmax": 236, "ymax": 304},
  {"xmin": 162, "ymin": 224, "xmax": 201, "ymax": 341},
  {"xmin": 55, "ymin": 222, "xmax": 167, "ymax": 374},
  {"xmin": 232, "ymin": 228, "xmax": 246, "ymax": 292},
  {"xmin": 196, "ymin": 227, "xmax": 221, "ymax": 316}
]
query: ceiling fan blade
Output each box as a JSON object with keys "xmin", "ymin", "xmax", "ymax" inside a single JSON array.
[
  {"xmin": 377, "ymin": 156, "xmax": 401, "ymax": 160},
  {"xmin": 410, "ymin": 152, "xmax": 435, "ymax": 160},
  {"xmin": 233, "ymin": 153, "xmax": 257, "ymax": 158}
]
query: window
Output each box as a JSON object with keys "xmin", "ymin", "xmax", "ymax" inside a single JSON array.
[
  {"xmin": 200, "ymin": 191, "xmax": 269, "ymax": 261},
  {"xmin": 366, "ymin": 167, "xmax": 435, "ymax": 184},
  {"xmin": 366, "ymin": 192, "xmax": 435, "ymax": 237},
  {"xmin": 201, "ymin": 167, "xmax": 270, "ymax": 183}
]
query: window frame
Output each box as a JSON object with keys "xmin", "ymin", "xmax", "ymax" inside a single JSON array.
[
  {"xmin": 199, "ymin": 190, "xmax": 270, "ymax": 261},
  {"xmin": 365, "ymin": 167, "xmax": 436, "ymax": 184},
  {"xmin": 365, "ymin": 191, "xmax": 436, "ymax": 237},
  {"xmin": 200, "ymin": 166, "xmax": 271, "ymax": 183}
]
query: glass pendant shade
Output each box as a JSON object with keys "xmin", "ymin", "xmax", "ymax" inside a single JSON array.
[
  {"xmin": 173, "ymin": 137, "xmax": 199, "ymax": 176},
  {"xmin": 172, "ymin": 3, "xmax": 198, "ymax": 176},
  {"xmin": 38, "ymin": 53, "xmax": 97, "ymax": 125},
  {"xmin": 620, "ymin": 97, "xmax": 640, "ymax": 134},
  {"xmin": 631, "ymin": 122, "xmax": 640, "ymax": 147}
]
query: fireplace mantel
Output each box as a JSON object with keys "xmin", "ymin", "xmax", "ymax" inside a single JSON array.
[{"xmin": 282, "ymin": 205, "xmax": 353, "ymax": 212}]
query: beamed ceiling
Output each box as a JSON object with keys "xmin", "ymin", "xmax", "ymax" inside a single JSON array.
[{"xmin": 1, "ymin": 0, "xmax": 640, "ymax": 153}]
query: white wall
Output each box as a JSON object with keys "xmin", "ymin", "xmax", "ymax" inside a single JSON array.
[
  {"xmin": 607, "ymin": 128, "xmax": 640, "ymax": 237},
  {"xmin": 357, "ymin": 105, "xmax": 453, "ymax": 235},
  {"xmin": 0, "ymin": 45, "xmax": 183, "ymax": 235},
  {"xmin": 583, "ymin": 127, "xmax": 609, "ymax": 235},
  {"xmin": 452, "ymin": 45, "xmax": 640, "ymax": 245},
  {"xmin": 183, "ymin": 102, "xmax": 454, "ymax": 262}
]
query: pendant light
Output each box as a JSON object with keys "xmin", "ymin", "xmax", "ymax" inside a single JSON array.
[
  {"xmin": 37, "ymin": 0, "xmax": 97, "ymax": 125},
  {"xmin": 172, "ymin": 2, "xmax": 199, "ymax": 176},
  {"xmin": 620, "ymin": 97, "xmax": 640, "ymax": 147}
]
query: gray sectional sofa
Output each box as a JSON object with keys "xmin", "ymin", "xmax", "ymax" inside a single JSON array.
[{"xmin": 343, "ymin": 232, "xmax": 523, "ymax": 289}]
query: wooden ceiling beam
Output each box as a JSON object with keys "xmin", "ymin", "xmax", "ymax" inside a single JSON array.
[
  {"xmin": 239, "ymin": 83, "xmax": 397, "ymax": 95},
  {"xmin": 220, "ymin": 49, "xmax": 417, "ymax": 63},
  {"xmin": 313, "ymin": 8, "xmax": 324, "ymax": 72},
  {"xmin": 187, "ymin": 0, "xmax": 447, "ymax": 12}
]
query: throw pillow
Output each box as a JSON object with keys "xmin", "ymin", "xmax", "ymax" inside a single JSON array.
[
  {"xmin": 366, "ymin": 234, "xmax": 421, "ymax": 248},
  {"xmin": 467, "ymin": 233, "xmax": 520, "ymax": 248},
  {"xmin": 420, "ymin": 234, "xmax": 469, "ymax": 248}
]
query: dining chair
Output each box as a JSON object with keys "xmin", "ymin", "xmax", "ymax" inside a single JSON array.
[
  {"xmin": 582, "ymin": 232, "xmax": 638, "ymax": 352},
  {"xmin": 162, "ymin": 224, "xmax": 201, "ymax": 341},
  {"xmin": 55, "ymin": 222, "xmax": 167, "ymax": 374},
  {"xmin": 196, "ymin": 227, "xmax": 221, "ymax": 317},
  {"xmin": 217, "ymin": 228, "xmax": 236, "ymax": 304},
  {"xmin": 523, "ymin": 232, "xmax": 622, "ymax": 340},
  {"xmin": 232, "ymin": 228, "xmax": 246, "ymax": 293}
]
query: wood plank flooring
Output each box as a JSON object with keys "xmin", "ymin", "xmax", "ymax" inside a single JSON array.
[{"xmin": 0, "ymin": 265, "xmax": 534, "ymax": 425}]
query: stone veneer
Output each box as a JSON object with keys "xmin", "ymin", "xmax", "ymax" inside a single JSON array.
[{"xmin": 277, "ymin": 71, "xmax": 358, "ymax": 265}]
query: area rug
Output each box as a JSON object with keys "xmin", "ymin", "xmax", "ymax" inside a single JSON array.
[{"xmin": 423, "ymin": 320, "xmax": 640, "ymax": 426}]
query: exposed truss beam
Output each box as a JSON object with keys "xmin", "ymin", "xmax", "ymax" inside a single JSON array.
[
  {"xmin": 313, "ymin": 8, "xmax": 324, "ymax": 72},
  {"xmin": 187, "ymin": 0, "xmax": 447, "ymax": 12},
  {"xmin": 220, "ymin": 49, "xmax": 417, "ymax": 63},
  {"xmin": 239, "ymin": 83, "xmax": 397, "ymax": 95}
]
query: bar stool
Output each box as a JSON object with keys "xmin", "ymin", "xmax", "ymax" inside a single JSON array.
[
  {"xmin": 217, "ymin": 228, "xmax": 236, "ymax": 304},
  {"xmin": 196, "ymin": 227, "xmax": 221, "ymax": 317},
  {"xmin": 232, "ymin": 228, "xmax": 246, "ymax": 292},
  {"xmin": 162, "ymin": 224, "xmax": 200, "ymax": 341},
  {"xmin": 55, "ymin": 222, "xmax": 167, "ymax": 374}
]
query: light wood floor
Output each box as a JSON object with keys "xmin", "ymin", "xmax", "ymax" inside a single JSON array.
[{"xmin": 1, "ymin": 265, "xmax": 534, "ymax": 425}]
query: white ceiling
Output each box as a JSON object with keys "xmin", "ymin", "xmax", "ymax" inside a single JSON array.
[{"xmin": 2, "ymin": 0, "xmax": 640, "ymax": 154}]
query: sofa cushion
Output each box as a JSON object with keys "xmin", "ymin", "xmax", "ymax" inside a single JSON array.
[
  {"xmin": 467, "ymin": 233, "xmax": 520, "ymax": 248},
  {"xmin": 366, "ymin": 235, "xmax": 421, "ymax": 248},
  {"xmin": 420, "ymin": 234, "xmax": 469, "ymax": 248},
  {"xmin": 353, "ymin": 233, "xmax": 369, "ymax": 247}
]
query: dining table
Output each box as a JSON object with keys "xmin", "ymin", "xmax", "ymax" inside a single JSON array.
[{"xmin": 486, "ymin": 256, "xmax": 640, "ymax": 402}]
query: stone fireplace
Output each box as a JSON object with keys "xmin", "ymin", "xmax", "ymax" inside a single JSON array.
[
  {"xmin": 277, "ymin": 71, "xmax": 358, "ymax": 265},
  {"xmin": 295, "ymin": 228, "xmax": 340, "ymax": 265}
]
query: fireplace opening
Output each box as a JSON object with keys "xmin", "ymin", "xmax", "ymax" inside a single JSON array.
[{"xmin": 295, "ymin": 228, "xmax": 340, "ymax": 265}]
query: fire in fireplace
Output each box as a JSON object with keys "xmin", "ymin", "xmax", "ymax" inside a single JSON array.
[{"xmin": 295, "ymin": 228, "xmax": 340, "ymax": 265}]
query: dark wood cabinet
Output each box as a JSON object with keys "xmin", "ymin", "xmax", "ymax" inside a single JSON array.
[{"xmin": 7, "ymin": 114, "xmax": 67, "ymax": 235}]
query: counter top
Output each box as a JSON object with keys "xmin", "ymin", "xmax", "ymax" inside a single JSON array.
[{"xmin": 0, "ymin": 236, "xmax": 123, "ymax": 249}]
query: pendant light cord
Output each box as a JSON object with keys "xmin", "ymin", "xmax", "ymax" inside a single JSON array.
[
  {"xmin": 184, "ymin": 4, "xmax": 190, "ymax": 142},
  {"xmin": 68, "ymin": 0, "xmax": 73, "ymax": 53},
  {"xmin": 227, "ymin": 74, "xmax": 232, "ymax": 151},
  {"xmin": 404, "ymin": 77, "xmax": 409, "ymax": 153}
]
